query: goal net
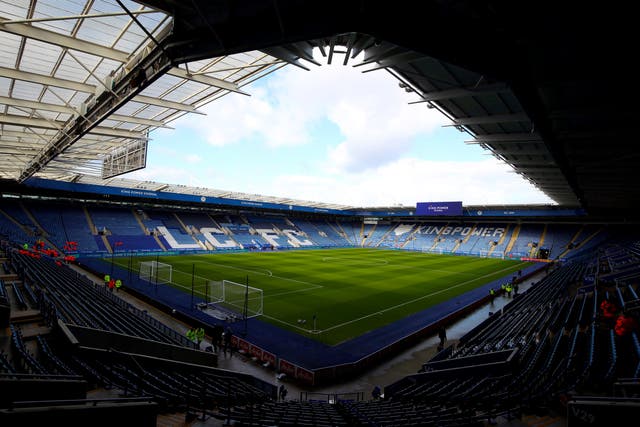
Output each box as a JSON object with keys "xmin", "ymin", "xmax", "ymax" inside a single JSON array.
[
  {"xmin": 139, "ymin": 261, "xmax": 172, "ymax": 284},
  {"xmin": 422, "ymin": 247, "xmax": 443, "ymax": 254},
  {"xmin": 208, "ymin": 280, "xmax": 263, "ymax": 319},
  {"xmin": 479, "ymin": 250, "xmax": 505, "ymax": 259}
]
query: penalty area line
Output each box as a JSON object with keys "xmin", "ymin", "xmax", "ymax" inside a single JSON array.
[
  {"xmin": 260, "ymin": 313, "xmax": 322, "ymax": 333},
  {"xmin": 320, "ymin": 261, "xmax": 529, "ymax": 334},
  {"xmin": 196, "ymin": 260, "xmax": 274, "ymax": 277},
  {"xmin": 194, "ymin": 258, "xmax": 325, "ymax": 296}
]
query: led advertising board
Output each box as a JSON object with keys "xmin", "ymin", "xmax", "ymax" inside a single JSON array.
[{"xmin": 415, "ymin": 201, "xmax": 463, "ymax": 216}]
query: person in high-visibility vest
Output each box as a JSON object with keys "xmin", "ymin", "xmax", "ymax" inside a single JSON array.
[
  {"xmin": 104, "ymin": 274, "xmax": 110, "ymax": 286},
  {"xmin": 115, "ymin": 278, "xmax": 122, "ymax": 292},
  {"xmin": 196, "ymin": 327, "xmax": 205, "ymax": 346},
  {"xmin": 187, "ymin": 328, "xmax": 199, "ymax": 344}
]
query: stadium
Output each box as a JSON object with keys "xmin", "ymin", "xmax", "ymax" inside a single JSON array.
[{"xmin": 1, "ymin": 1, "xmax": 639, "ymax": 426}]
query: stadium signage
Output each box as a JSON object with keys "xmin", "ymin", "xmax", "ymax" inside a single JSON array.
[
  {"xmin": 249, "ymin": 344, "xmax": 263, "ymax": 359},
  {"xmin": 279, "ymin": 359, "xmax": 297, "ymax": 377},
  {"xmin": 465, "ymin": 208, "xmax": 586, "ymax": 217},
  {"xmin": 240, "ymin": 201, "xmax": 263, "ymax": 207},
  {"xmin": 26, "ymin": 178, "xmax": 585, "ymax": 218},
  {"xmin": 423, "ymin": 225, "xmax": 505, "ymax": 237},
  {"xmin": 296, "ymin": 367, "xmax": 314, "ymax": 384},
  {"xmin": 119, "ymin": 188, "xmax": 158, "ymax": 197},
  {"xmin": 416, "ymin": 201, "xmax": 463, "ymax": 216},
  {"xmin": 25, "ymin": 178, "xmax": 349, "ymax": 215}
]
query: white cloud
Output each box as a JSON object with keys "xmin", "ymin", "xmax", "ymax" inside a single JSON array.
[
  {"xmin": 132, "ymin": 53, "xmax": 554, "ymax": 207},
  {"xmin": 172, "ymin": 54, "xmax": 446, "ymax": 165},
  {"xmin": 126, "ymin": 165, "xmax": 207, "ymax": 188},
  {"xmin": 324, "ymin": 77, "xmax": 446, "ymax": 173},
  {"xmin": 184, "ymin": 154, "xmax": 202, "ymax": 163},
  {"xmin": 128, "ymin": 155, "xmax": 553, "ymax": 208},
  {"xmin": 266, "ymin": 158, "xmax": 553, "ymax": 207}
]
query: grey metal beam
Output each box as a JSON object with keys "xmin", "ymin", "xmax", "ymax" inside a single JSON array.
[
  {"xmin": 260, "ymin": 46, "xmax": 311, "ymax": 71},
  {"xmin": 492, "ymin": 148, "xmax": 552, "ymax": 156},
  {"xmin": 0, "ymin": 129, "xmax": 111, "ymax": 141},
  {"xmin": 327, "ymin": 37, "xmax": 336, "ymax": 65},
  {"xmin": 465, "ymin": 133, "xmax": 543, "ymax": 143},
  {"xmin": 4, "ymin": 10, "xmax": 158, "ymax": 25},
  {"xmin": 359, "ymin": 51, "xmax": 425, "ymax": 73},
  {"xmin": 342, "ymin": 33, "xmax": 357, "ymax": 65},
  {"xmin": 0, "ymin": 114, "xmax": 146, "ymax": 139},
  {"xmin": 107, "ymin": 114, "xmax": 172, "ymax": 128},
  {"xmin": 503, "ymin": 159, "xmax": 557, "ymax": 166},
  {"xmin": 0, "ymin": 148, "xmax": 39, "ymax": 157},
  {"xmin": 87, "ymin": 127, "xmax": 148, "ymax": 140},
  {"xmin": 515, "ymin": 168, "xmax": 564, "ymax": 174},
  {"xmin": 451, "ymin": 113, "xmax": 530, "ymax": 126},
  {"xmin": 520, "ymin": 174, "xmax": 567, "ymax": 180},
  {"xmin": 358, "ymin": 45, "xmax": 405, "ymax": 66},
  {"xmin": 167, "ymin": 67, "xmax": 245, "ymax": 94},
  {"xmin": 348, "ymin": 35, "xmax": 375, "ymax": 60},
  {"xmin": 0, "ymin": 96, "xmax": 74, "ymax": 115},
  {"xmin": 17, "ymin": 35, "xmax": 172, "ymax": 182},
  {"xmin": 0, "ymin": 140, "xmax": 52, "ymax": 149},
  {"xmin": 132, "ymin": 95, "xmax": 205, "ymax": 113},
  {"xmin": 0, "ymin": 114, "xmax": 63, "ymax": 130},
  {"xmin": 528, "ymin": 180, "xmax": 571, "ymax": 186},
  {"xmin": 288, "ymin": 41, "xmax": 321, "ymax": 65},
  {"xmin": 1, "ymin": 19, "xmax": 245, "ymax": 97},
  {"xmin": 420, "ymin": 83, "xmax": 509, "ymax": 101},
  {"xmin": 0, "ymin": 18, "xmax": 129, "ymax": 62},
  {"xmin": 0, "ymin": 67, "xmax": 94, "ymax": 93}
]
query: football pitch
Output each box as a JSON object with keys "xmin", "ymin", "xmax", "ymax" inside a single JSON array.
[{"xmin": 115, "ymin": 248, "xmax": 531, "ymax": 345}]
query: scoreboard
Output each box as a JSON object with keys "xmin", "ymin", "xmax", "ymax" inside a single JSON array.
[{"xmin": 415, "ymin": 201, "xmax": 463, "ymax": 216}]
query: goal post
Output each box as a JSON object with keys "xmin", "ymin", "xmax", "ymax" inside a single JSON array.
[
  {"xmin": 479, "ymin": 250, "xmax": 505, "ymax": 259},
  {"xmin": 208, "ymin": 280, "xmax": 263, "ymax": 319},
  {"xmin": 139, "ymin": 260, "xmax": 172, "ymax": 284},
  {"xmin": 422, "ymin": 247, "xmax": 443, "ymax": 255}
]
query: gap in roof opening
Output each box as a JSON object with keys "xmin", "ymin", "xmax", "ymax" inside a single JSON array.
[{"xmin": 123, "ymin": 47, "xmax": 554, "ymax": 207}]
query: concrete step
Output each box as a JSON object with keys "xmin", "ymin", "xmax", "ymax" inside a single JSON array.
[
  {"xmin": 157, "ymin": 411, "xmax": 193, "ymax": 427},
  {"xmin": 520, "ymin": 413, "xmax": 566, "ymax": 427}
]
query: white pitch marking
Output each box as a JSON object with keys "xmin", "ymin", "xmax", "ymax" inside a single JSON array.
[{"xmin": 319, "ymin": 262, "xmax": 529, "ymax": 333}]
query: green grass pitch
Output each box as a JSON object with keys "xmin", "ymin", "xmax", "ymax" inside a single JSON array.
[{"xmin": 115, "ymin": 248, "xmax": 531, "ymax": 345}]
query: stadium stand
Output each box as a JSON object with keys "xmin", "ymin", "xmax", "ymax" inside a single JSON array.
[
  {"xmin": 363, "ymin": 223, "xmax": 393, "ymax": 248},
  {"xmin": 89, "ymin": 207, "xmax": 146, "ymax": 237},
  {"xmin": 176, "ymin": 212, "xmax": 242, "ymax": 250},
  {"xmin": 299, "ymin": 219, "xmax": 352, "ymax": 247},
  {"xmin": 1, "ymin": 246, "xmax": 278, "ymax": 422},
  {"xmin": 379, "ymin": 223, "xmax": 417, "ymax": 249},
  {"xmin": 337, "ymin": 220, "xmax": 361, "ymax": 246},
  {"xmin": 544, "ymin": 223, "xmax": 582, "ymax": 260},
  {"xmin": 0, "ymin": 205, "xmax": 36, "ymax": 249},
  {"xmin": 507, "ymin": 224, "xmax": 545, "ymax": 258},
  {"xmin": 3, "ymin": 1, "xmax": 640, "ymax": 423},
  {"xmin": 245, "ymin": 214, "xmax": 297, "ymax": 249},
  {"xmin": 2, "ymin": 206, "xmax": 640, "ymax": 426}
]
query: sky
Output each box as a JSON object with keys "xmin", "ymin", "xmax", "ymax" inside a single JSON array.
[{"xmin": 124, "ymin": 51, "xmax": 554, "ymax": 208}]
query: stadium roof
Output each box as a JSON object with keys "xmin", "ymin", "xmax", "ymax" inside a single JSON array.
[
  {"xmin": 68, "ymin": 174, "xmax": 354, "ymax": 211},
  {"xmin": 1, "ymin": 1, "xmax": 637, "ymax": 218},
  {"xmin": 0, "ymin": 0, "xmax": 284, "ymax": 181}
]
